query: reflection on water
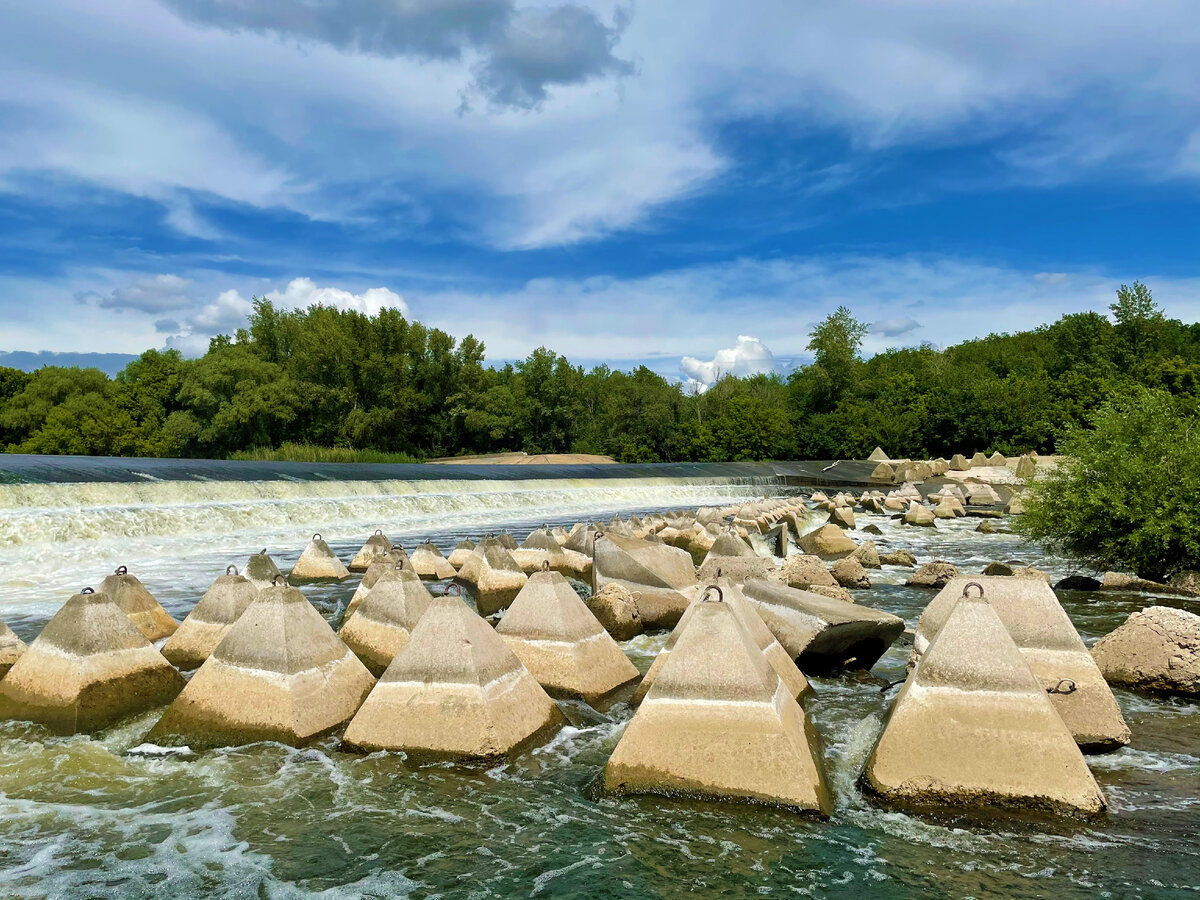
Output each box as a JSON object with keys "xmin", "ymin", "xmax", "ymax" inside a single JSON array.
[{"xmin": 0, "ymin": 474, "xmax": 1195, "ymax": 899}]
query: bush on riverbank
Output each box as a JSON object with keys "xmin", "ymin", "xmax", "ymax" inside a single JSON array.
[
  {"xmin": 229, "ymin": 443, "xmax": 423, "ymax": 464},
  {"xmin": 1018, "ymin": 388, "xmax": 1200, "ymax": 581}
]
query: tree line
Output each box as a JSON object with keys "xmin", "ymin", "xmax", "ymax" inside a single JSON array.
[{"xmin": 1, "ymin": 283, "xmax": 1197, "ymax": 462}]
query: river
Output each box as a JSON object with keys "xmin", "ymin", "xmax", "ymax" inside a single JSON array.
[{"xmin": 0, "ymin": 459, "xmax": 1195, "ymax": 898}]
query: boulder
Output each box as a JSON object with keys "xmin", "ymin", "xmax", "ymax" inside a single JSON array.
[
  {"xmin": 341, "ymin": 595, "xmax": 564, "ymax": 758},
  {"xmin": 976, "ymin": 520, "xmax": 999, "ymax": 534},
  {"xmin": 902, "ymin": 503, "xmax": 936, "ymax": 528},
  {"xmin": 913, "ymin": 577, "xmax": 1130, "ymax": 752},
  {"xmin": 797, "ymin": 524, "xmax": 857, "ymax": 560},
  {"xmin": 949, "ymin": 453, "xmax": 970, "ymax": 471},
  {"xmin": 880, "ymin": 549, "xmax": 917, "ymax": 567},
  {"xmin": 586, "ymin": 583, "xmax": 644, "ymax": 641},
  {"xmin": 592, "ymin": 533, "xmax": 697, "ymax": 629},
  {"xmin": 447, "ymin": 539, "xmax": 475, "ymax": 570},
  {"xmin": 337, "ymin": 568, "xmax": 435, "ymax": 675},
  {"xmin": 161, "ymin": 566, "xmax": 259, "ymax": 669},
  {"xmin": 1090, "ymin": 606, "xmax": 1200, "ymax": 696},
  {"xmin": 770, "ymin": 554, "xmax": 837, "ymax": 589},
  {"xmin": 982, "ymin": 561, "xmax": 1013, "ymax": 577},
  {"xmin": 1169, "ymin": 571, "xmax": 1200, "ymax": 596},
  {"xmin": 906, "ymin": 561, "xmax": 959, "ymax": 588},
  {"xmin": 244, "ymin": 550, "xmax": 282, "ymax": 591},
  {"xmin": 289, "ymin": 534, "xmax": 350, "ymax": 582},
  {"xmin": 96, "ymin": 566, "xmax": 179, "ymax": 642},
  {"xmin": 1055, "ymin": 575, "xmax": 1102, "ymax": 592},
  {"xmin": 603, "ymin": 594, "xmax": 832, "ymax": 815},
  {"xmin": 1101, "ymin": 571, "xmax": 1196, "ymax": 596},
  {"xmin": 0, "ymin": 589, "xmax": 183, "ymax": 734},
  {"xmin": 148, "ymin": 583, "xmax": 374, "ymax": 748},
  {"xmin": 852, "ymin": 540, "xmax": 881, "ymax": 569},
  {"xmin": 742, "ymin": 578, "xmax": 904, "ymax": 673},
  {"xmin": 496, "ymin": 571, "xmax": 639, "ymax": 704},
  {"xmin": 827, "ymin": 507, "xmax": 856, "ymax": 530},
  {"xmin": 1013, "ymin": 566, "xmax": 1053, "ymax": 584},
  {"xmin": 862, "ymin": 524, "xmax": 884, "ymax": 536},
  {"xmin": 864, "ymin": 587, "xmax": 1106, "ymax": 816},
  {"xmin": 409, "ymin": 541, "xmax": 457, "ymax": 580},
  {"xmin": 868, "ymin": 447, "xmax": 890, "ymax": 462},
  {"xmin": 349, "ymin": 531, "xmax": 394, "ymax": 573},
  {"xmin": 0, "ymin": 621, "xmax": 26, "ymax": 678},
  {"xmin": 633, "ymin": 581, "xmax": 811, "ymax": 706},
  {"xmin": 831, "ymin": 557, "xmax": 870, "ymax": 589}
]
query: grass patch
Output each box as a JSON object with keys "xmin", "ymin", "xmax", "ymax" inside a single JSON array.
[{"xmin": 230, "ymin": 443, "xmax": 425, "ymax": 464}]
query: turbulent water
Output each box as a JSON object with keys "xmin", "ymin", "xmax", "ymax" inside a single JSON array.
[{"xmin": 0, "ymin": 470, "xmax": 1196, "ymax": 899}]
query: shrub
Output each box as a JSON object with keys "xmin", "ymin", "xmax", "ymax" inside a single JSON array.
[{"xmin": 1018, "ymin": 388, "xmax": 1200, "ymax": 581}]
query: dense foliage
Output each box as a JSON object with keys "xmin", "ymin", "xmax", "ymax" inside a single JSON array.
[
  {"xmin": 1018, "ymin": 389, "xmax": 1200, "ymax": 581},
  {"xmin": 2, "ymin": 284, "xmax": 1198, "ymax": 463}
]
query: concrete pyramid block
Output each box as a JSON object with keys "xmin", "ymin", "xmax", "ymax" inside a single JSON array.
[
  {"xmin": 161, "ymin": 566, "xmax": 260, "ymax": 669},
  {"xmin": 868, "ymin": 447, "xmax": 890, "ymax": 462},
  {"xmin": 742, "ymin": 578, "xmax": 904, "ymax": 673},
  {"xmin": 244, "ymin": 550, "xmax": 282, "ymax": 591},
  {"xmin": 865, "ymin": 585, "xmax": 1106, "ymax": 815},
  {"xmin": 0, "ymin": 588, "xmax": 184, "ymax": 733},
  {"xmin": 409, "ymin": 541, "xmax": 457, "ymax": 580},
  {"xmin": 98, "ymin": 566, "xmax": 179, "ymax": 641},
  {"xmin": 592, "ymin": 532, "xmax": 697, "ymax": 629},
  {"xmin": 345, "ymin": 552, "xmax": 410, "ymax": 618},
  {"xmin": 564, "ymin": 524, "xmax": 600, "ymax": 556},
  {"xmin": 495, "ymin": 570, "xmax": 639, "ymax": 704},
  {"xmin": 447, "ymin": 539, "xmax": 475, "ymax": 570},
  {"xmin": 148, "ymin": 582, "xmax": 374, "ymax": 748},
  {"xmin": 455, "ymin": 538, "xmax": 528, "ymax": 616},
  {"xmin": 341, "ymin": 595, "xmax": 564, "ymax": 758},
  {"xmin": 634, "ymin": 581, "xmax": 811, "ymax": 705},
  {"xmin": 289, "ymin": 534, "xmax": 350, "ymax": 582},
  {"xmin": 349, "ymin": 530, "xmax": 394, "ymax": 573},
  {"xmin": 604, "ymin": 592, "xmax": 832, "ymax": 814},
  {"xmin": 0, "ymin": 621, "xmax": 26, "ymax": 677},
  {"xmin": 914, "ymin": 576, "xmax": 1129, "ymax": 752},
  {"xmin": 338, "ymin": 567, "xmax": 434, "ymax": 675},
  {"xmin": 511, "ymin": 529, "xmax": 568, "ymax": 574}
]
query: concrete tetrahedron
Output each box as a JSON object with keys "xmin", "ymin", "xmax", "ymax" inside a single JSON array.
[
  {"xmin": 409, "ymin": 541, "xmax": 457, "ymax": 580},
  {"xmin": 865, "ymin": 586, "xmax": 1106, "ymax": 815},
  {"xmin": 603, "ymin": 594, "xmax": 832, "ymax": 815},
  {"xmin": 97, "ymin": 567, "xmax": 179, "ymax": 641},
  {"xmin": 495, "ymin": 570, "xmax": 639, "ymax": 704},
  {"xmin": 0, "ymin": 589, "xmax": 183, "ymax": 733},
  {"xmin": 0, "ymin": 621, "xmax": 26, "ymax": 677},
  {"xmin": 349, "ymin": 531, "xmax": 394, "ymax": 573},
  {"xmin": 161, "ymin": 566, "xmax": 260, "ymax": 669},
  {"xmin": 913, "ymin": 576, "xmax": 1130, "ymax": 752},
  {"xmin": 592, "ymin": 533, "xmax": 697, "ymax": 628},
  {"xmin": 455, "ymin": 538, "xmax": 528, "ymax": 615},
  {"xmin": 147, "ymin": 582, "xmax": 375, "ymax": 748},
  {"xmin": 341, "ymin": 595, "xmax": 564, "ymax": 757},
  {"xmin": 244, "ymin": 550, "xmax": 282, "ymax": 591},
  {"xmin": 338, "ymin": 568, "xmax": 435, "ymax": 675},
  {"xmin": 289, "ymin": 533, "xmax": 350, "ymax": 582}
]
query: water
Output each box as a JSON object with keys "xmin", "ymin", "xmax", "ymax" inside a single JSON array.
[{"xmin": 0, "ymin": 465, "xmax": 1196, "ymax": 899}]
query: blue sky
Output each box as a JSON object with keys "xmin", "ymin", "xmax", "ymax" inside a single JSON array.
[{"xmin": 3, "ymin": 0, "xmax": 1200, "ymax": 385}]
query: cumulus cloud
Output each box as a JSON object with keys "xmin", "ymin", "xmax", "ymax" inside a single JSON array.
[
  {"xmin": 870, "ymin": 316, "xmax": 922, "ymax": 338},
  {"xmin": 159, "ymin": 0, "xmax": 630, "ymax": 110},
  {"xmin": 268, "ymin": 278, "xmax": 410, "ymax": 318},
  {"xmin": 76, "ymin": 274, "xmax": 194, "ymax": 313},
  {"xmin": 680, "ymin": 335, "xmax": 778, "ymax": 387}
]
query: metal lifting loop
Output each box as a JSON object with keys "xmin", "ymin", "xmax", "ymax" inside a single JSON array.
[
  {"xmin": 1048, "ymin": 679, "xmax": 1077, "ymax": 695},
  {"xmin": 81, "ymin": 587, "xmax": 94, "ymax": 594},
  {"xmin": 115, "ymin": 565, "xmax": 128, "ymax": 575},
  {"xmin": 261, "ymin": 548, "xmax": 267, "ymax": 555},
  {"xmin": 312, "ymin": 533, "xmax": 322, "ymax": 542},
  {"xmin": 375, "ymin": 529, "xmax": 384, "ymax": 537},
  {"xmin": 272, "ymin": 573, "xmax": 287, "ymax": 586},
  {"xmin": 962, "ymin": 581, "xmax": 985, "ymax": 600},
  {"xmin": 443, "ymin": 583, "xmax": 462, "ymax": 597},
  {"xmin": 542, "ymin": 560, "xmax": 551, "ymax": 572},
  {"xmin": 226, "ymin": 565, "xmax": 239, "ymax": 576},
  {"xmin": 701, "ymin": 584, "xmax": 724, "ymax": 603}
]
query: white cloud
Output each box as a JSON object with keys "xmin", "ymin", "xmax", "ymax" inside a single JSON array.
[
  {"xmin": 267, "ymin": 278, "xmax": 410, "ymax": 319},
  {"xmin": 75, "ymin": 273, "xmax": 195, "ymax": 313},
  {"xmin": 681, "ymin": 335, "xmax": 777, "ymax": 386},
  {"xmin": 870, "ymin": 316, "xmax": 922, "ymax": 338}
]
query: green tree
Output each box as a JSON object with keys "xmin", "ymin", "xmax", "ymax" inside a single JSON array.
[{"xmin": 1018, "ymin": 388, "xmax": 1200, "ymax": 581}]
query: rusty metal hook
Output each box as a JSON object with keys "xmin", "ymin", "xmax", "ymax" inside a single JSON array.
[{"xmin": 962, "ymin": 581, "xmax": 985, "ymax": 600}]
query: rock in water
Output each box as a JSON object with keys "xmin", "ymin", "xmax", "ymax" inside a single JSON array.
[
  {"xmin": 0, "ymin": 621, "xmax": 26, "ymax": 677},
  {"xmin": 797, "ymin": 524, "xmax": 857, "ymax": 560},
  {"xmin": 455, "ymin": 538, "xmax": 528, "ymax": 616},
  {"xmin": 447, "ymin": 539, "xmax": 475, "ymax": 570},
  {"xmin": 244, "ymin": 550, "xmax": 282, "ymax": 591},
  {"xmin": 147, "ymin": 581, "xmax": 375, "ymax": 748},
  {"xmin": 289, "ymin": 534, "xmax": 350, "ymax": 582},
  {"xmin": 338, "ymin": 568, "xmax": 435, "ymax": 676},
  {"xmin": 742, "ymin": 578, "xmax": 904, "ymax": 673},
  {"xmin": 586, "ymin": 583, "xmax": 644, "ymax": 641},
  {"xmin": 592, "ymin": 532, "xmax": 697, "ymax": 629},
  {"xmin": 913, "ymin": 576, "xmax": 1130, "ymax": 752},
  {"xmin": 98, "ymin": 566, "xmax": 179, "ymax": 641},
  {"xmin": 161, "ymin": 566, "xmax": 260, "ymax": 669},
  {"xmin": 831, "ymin": 557, "xmax": 870, "ymax": 589},
  {"xmin": 496, "ymin": 570, "xmax": 639, "ymax": 704},
  {"xmin": 1090, "ymin": 606, "xmax": 1200, "ymax": 696},
  {"xmin": 880, "ymin": 549, "xmax": 917, "ymax": 567},
  {"xmin": 1055, "ymin": 575, "xmax": 1103, "ymax": 591},
  {"xmin": 0, "ymin": 589, "xmax": 183, "ymax": 734},
  {"xmin": 348, "ymin": 531, "xmax": 393, "ymax": 573},
  {"xmin": 604, "ymin": 591, "xmax": 832, "ymax": 815},
  {"xmin": 340, "ymin": 595, "xmax": 564, "ymax": 757},
  {"xmin": 852, "ymin": 541, "xmax": 881, "ymax": 569},
  {"xmin": 864, "ymin": 584, "xmax": 1106, "ymax": 816},
  {"xmin": 409, "ymin": 541, "xmax": 457, "ymax": 580},
  {"xmin": 633, "ymin": 581, "xmax": 811, "ymax": 706},
  {"xmin": 906, "ymin": 561, "xmax": 958, "ymax": 588}
]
